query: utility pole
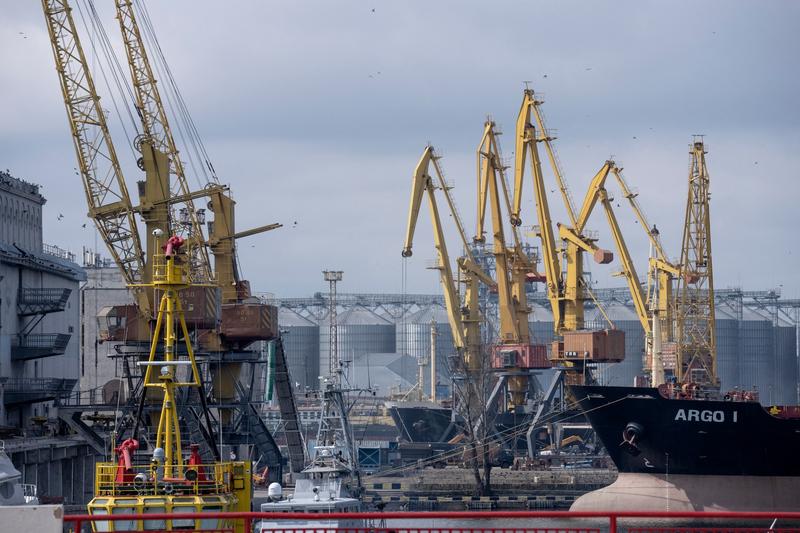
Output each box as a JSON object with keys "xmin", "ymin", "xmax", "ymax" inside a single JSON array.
[{"xmin": 323, "ymin": 270, "xmax": 343, "ymax": 382}]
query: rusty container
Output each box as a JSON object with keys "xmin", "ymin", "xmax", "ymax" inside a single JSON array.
[
  {"xmin": 593, "ymin": 249, "xmax": 613, "ymax": 264},
  {"xmin": 550, "ymin": 340, "xmax": 564, "ymax": 361},
  {"xmin": 491, "ymin": 343, "xmax": 549, "ymax": 369},
  {"xmin": 602, "ymin": 329, "xmax": 626, "ymax": 361},
  {"xmin": 221, "ymin": 302, "xmax": 279, "ymax": 346},
  {"xmin": 179, "ymin": 286, "xmax": 221, "ymax": 329},
  {"xmin": 560, "ymin": 329, "xmax": 625, "ymax": 362}
]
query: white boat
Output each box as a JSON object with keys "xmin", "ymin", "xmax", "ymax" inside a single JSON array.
[
  {"xmin": 258, "ymin": 446, "xmax": 365, "ymax": 532},
  {"xmin": 0, "ymin": 442, "xmax": 38, "ymax": 506}
]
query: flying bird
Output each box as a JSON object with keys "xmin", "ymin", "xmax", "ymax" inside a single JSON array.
[{"xmin": 57, "ymin": 214, "xmax": 64, "ymax": 221}]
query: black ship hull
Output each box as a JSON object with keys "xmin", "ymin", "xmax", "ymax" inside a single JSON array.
[
  {"xmin": 570, "ymin": 385, "xmax": 800, "ymax": 511},
  {"xmin": 387, "ymin": 403, "xmax": 455, "ymax": 442}
]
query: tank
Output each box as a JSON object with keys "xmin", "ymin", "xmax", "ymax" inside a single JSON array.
[
  {"xmin": 587, "ymin": 302, "xmax": 643, "ymax": 387},
  {"xmin": 320, "ymin": 306, "xmax": 395, "ymax": 378},
  {"xmin": 528, "ymin": 302, "xmax": 555, "ymax": 345},
  {"xmin": 774, "ymin": 323, "xmax": 798, "ymax": 405},
  {"xmin": 395, "ymin": 305, "xmax": 454, "ymax": 393},
  {"xmin": 714, "ymin": 305, "xmax": 740, "ymax": 393},
  {"xmin": 738, "ymin": 308, "xmax": 774, "ymax": 402},
  {"xmin": 278, "ymin": 308, "xmax": 320, "ymax": 391}
]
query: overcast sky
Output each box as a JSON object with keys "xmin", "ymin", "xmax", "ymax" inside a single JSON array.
[{"xmin": 1, "ymin": 1, "xmax": 798, "ymax": 298}]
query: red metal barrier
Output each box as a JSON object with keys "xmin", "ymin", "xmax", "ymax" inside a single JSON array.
[{"xmin": 62, "ymin": 510, "xmax": 800, "ymax": 533}]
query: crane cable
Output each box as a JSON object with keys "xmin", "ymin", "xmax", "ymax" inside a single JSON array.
[
  {"xmin": 76, "ymin": 0, "xmax": 141, "ymax": 148},
  {"xmin": 133, "ymin": 0, "xmax": 220, "ymax": 187},
  {"xmin": 363, "ymin": 392, "xmax": 626, "ymax": 480}
]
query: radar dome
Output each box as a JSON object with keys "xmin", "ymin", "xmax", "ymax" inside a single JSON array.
[{"xmin": 267, "ymin": 482, "xmax": 283, "ymax": 501}]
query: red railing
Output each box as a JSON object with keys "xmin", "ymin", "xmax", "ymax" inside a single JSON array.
[{"xmin": 62, "ymin": 510, "xmax": 800, "ymax": 533}]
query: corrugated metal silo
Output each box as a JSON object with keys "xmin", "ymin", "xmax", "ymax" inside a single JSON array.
[
  {"xmin": 320, "ymin": 306, "xmax": 395, "ymax": 378},
  {"xmin": 278, "ymin": 307, "xmax": 320, "ymax": 391},
  {"xmin": 528, "ymin": 302, "xmax": 555, "ymax": 345},
  {"xmin": 395, "ymin": 304, "xmax": 455, "ymax": 393},
  {"xmin": 714, "ymin": 304, "xmax": 740, "ymax": 393},
  {"xmin": 738, "ymin": 308, "xmax": 774, "ymax": 402},
  {"xmin": 774, "ymin": 323, "xmax": 798, "ymax": 405}
]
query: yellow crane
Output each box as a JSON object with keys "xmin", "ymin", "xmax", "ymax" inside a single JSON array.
[
  {"xmin": 113, "ymin": 0, "xmax": 281, "ymax": 303},
  {"xmin": 43, "ymin": 0, "xmax": 304, "ymax": 478},
  {"xmin": 114, "ymin": 0, "xmax": 212, "ymax": 283},
  {"xmin": 572, "ymin": 160, "xmax": 675, "ymax": 384},
  {"xmin": 675, "ymin": 139, "xmax": 717, "ymax": 386},
  {"xmin": 42, "ymin": 0, "xmax": 147, "ymax": 313},
  {"xmin": 474, "ymin": 120, "xmax": 548, "ymax": 409},
  {"xmin": 509, "ymin": 89, "xmax": 621, "ymax": 372},
  {"xmin": 403, "ymin": 146, "xmax": 494, "ymax": 374}
]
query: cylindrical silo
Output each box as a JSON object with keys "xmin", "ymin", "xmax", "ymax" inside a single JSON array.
[
  {"xmin": 587, "ymin": 302, "xmax": 644, "ymax": 387},
  {"xmin": 714, "ymin": 304, "xmax": 740, "ymax": 393},
  {"xmin": 278, "ymin": 307, "xmax": 320, "ymax": 391},
  {"xmin": 528, "ymin": 301, "xmax": 556, "ymax": 345},
  {"xmin": 738, "ymin": 308, "xmax": 774, "ymax": 403},
  {"xmin": 774, "ymin": 322, "xmax": 798, "ymax": 405},
  {"xmin": 320, "ymin": 306, "xmax": 395, "ymax": 379},
  {"xmin": 395, "ymin": 305, "xmax": 455, "ymax": 395}
]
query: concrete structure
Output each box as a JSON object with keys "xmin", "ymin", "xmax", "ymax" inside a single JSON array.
[
  {"xmin": 0, "ymin": 170, "xmax": 93, "ymax": 509},
  {"xmin": 78, "ymin": 261, "xmax": 132, "ymax": 398},
  {"xmin": 278, "ymin": 290, "xmax": 800, "ymax": 404},
  {"xmin": 0, "ymin": 171, "xmax": 85, "ymax": 430}
]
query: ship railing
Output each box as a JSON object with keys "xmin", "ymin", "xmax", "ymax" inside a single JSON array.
[
  {"xmin": 62, "ymin": 509, "xmax": 800, "ymax": 533},
  {"xmin": 94, "ymin": 461, "xmax": 244, "ymax": 497}
]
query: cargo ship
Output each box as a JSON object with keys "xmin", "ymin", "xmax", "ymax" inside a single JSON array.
[
  {"xmin": 570, "ymin": 383, "xmax": 800, "ymax": 511},
  {"xmin": 386, "ymin": 400, "xmax": 456, "ymax": 442}
]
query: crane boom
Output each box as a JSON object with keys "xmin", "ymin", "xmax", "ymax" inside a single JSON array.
[
  {"xmin": 512, "ymin": 90, "xmax": 563, "ymax": 330},
  {"xmin": 478, "ymin": 121, "xmax": 528, "ymax": 342},
  {"xmin": 597, "ymin": 189, "xmax": 649, "ymax": 332},
  {"xmin": 115, "ymin": 0, "xmax": 212, "ymax": 282},
  {"xmin": 403, "ymin": 147, "xmax": 485, "ymax": 372},
  {"xmin": 41, "ymin": 0, "xmax": 146, "ymax": 305},
  {"xmin": 403, "ymin": 147, "xmax": 466, "ymax": 351}
]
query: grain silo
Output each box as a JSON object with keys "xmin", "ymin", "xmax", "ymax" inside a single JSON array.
[
  {"xmin": 738, "ymin": 308, "xmax": 774, "ymax": 401},
  {"xmin": 320, "ymin": 306, "xmax": 395, "ymax": 378},
  {"xmin": 278, "ymin": 307, "xmax": 320, "ymax": 391},
  {"xmin": 774, "ymin": 322, "xmax": 798, "ymax": 405},
  {"xmin": 528, "ymin": 301, "xmax": 556, "ymax": 345},
  {"xmin": 395, "ymin": 304, "xmax": 455, "ymax": 394},
  {"xmin": 714, "ymin": 304, "xmax": 740, "ymax": 393}
]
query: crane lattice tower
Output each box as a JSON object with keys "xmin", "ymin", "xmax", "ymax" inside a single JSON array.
[{"xmin": 676, "ymin": 139, "xmax": 718, "ymax": 386}]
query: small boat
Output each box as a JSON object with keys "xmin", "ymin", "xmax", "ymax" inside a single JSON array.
[
  {"xmin": 259, "ymin": 375, "xmax": 366, "ymax": 532},
  {"xmin": 258, "ymin": 446, "xmax": 364, "ymax": 532},
  {"xmin": 0, "ymin": 443, "xmax": 38, "ymax": 506}
]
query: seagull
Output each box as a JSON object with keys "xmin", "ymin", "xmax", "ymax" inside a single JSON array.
[
  {"xmin": 371, "ymin": 8, "xmax": 375, "ymax": 12},
  {"xmin": 82, "ymin": 223, "xmax": 87, "ymax": 228},
  {"xmin": 585, "ymin": 67, "xmax": 592, "ymax": 71},
  {"xmin": 57, "ymin": 214, "xmax": 64, "ymax": 221}
]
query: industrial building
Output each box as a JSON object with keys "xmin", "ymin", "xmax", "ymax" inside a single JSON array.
[
  {"xmin": 274, "ymin": 290, "xmax": 800, "ymax": 405},
  {"xmin": 0, "ymin": 170, "xmax": 96, "ymax": 507}
]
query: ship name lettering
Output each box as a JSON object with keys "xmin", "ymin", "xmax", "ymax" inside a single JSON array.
[{"xmin": 674, "ymin": 409, "xmax": 727, "ymax": 422}]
